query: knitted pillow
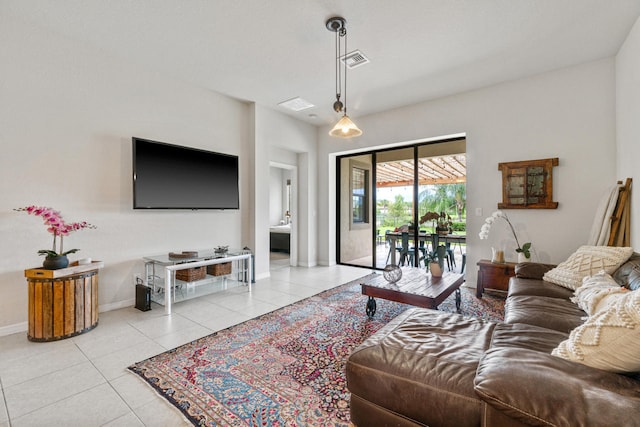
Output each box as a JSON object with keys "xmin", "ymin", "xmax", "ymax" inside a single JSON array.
[
  {"xmin": 552, "ymin": 289, "xmax": 640, "ymax": 373},
  {"xmin": 543, "ymin": 246, "xmax": 634, "ymax": 290},
  {"xmin": 572, "ymin": 271, "xmax": 630, "ymax": 316}
]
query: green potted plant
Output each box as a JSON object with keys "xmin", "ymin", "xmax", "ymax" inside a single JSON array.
[
  {"xmin": 425, "ymin": 244, "xmax": 447, "ymax": 277},
  {"xmin": 436, "ymin": 212, "xmax": 453, "ymax": 235},
  {"xmin": 419, "ymin": 211, "xmax": 453, "ymax": 235}
]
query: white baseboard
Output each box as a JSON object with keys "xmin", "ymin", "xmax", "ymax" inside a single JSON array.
[
  {"xmin": 298, "ymin": 261, "xmax": 318, "ymax": 268},
  {"xmin": 99, "ymin": 298, "xmax": 135, "ymax": 313},
  {"xmin": 0, "ymin": 321, "xmax": 28, "ymax": 337},
  {"xmin": 255, "ymin": 272, "xmax": 270, "ymax": 281}
]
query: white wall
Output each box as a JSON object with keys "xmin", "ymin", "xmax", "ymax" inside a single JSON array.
[
  {"xmin": 0, "ymin": 15, "xmax": 319, "ymax": 332},
  {"xmin": 0, "ymin": 15, "xmax": 275, "ymax": 332},
  {"xmin": 318, "ymin": 58, "xmax": 618, "ymax": 287},
  {"xmin": 616, "ymin": 15, "xmax": 640, "ymax": 249},
  {"xmin": 252, "ymin": 106, "xmax": 317, "ymax": 276}
]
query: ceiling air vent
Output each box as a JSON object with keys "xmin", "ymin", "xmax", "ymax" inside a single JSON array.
[
  {"xmin": 278, "ymin": 97, "xmax": 315, "ymax": 112},
  {"xmin": 341, "ymin": 50, "xmax": 370, "ymax": 69}
]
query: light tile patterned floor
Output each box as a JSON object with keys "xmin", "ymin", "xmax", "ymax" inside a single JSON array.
[{"xmin": 0, "ymin": 258, "xmax": 369, "ymax": 426}]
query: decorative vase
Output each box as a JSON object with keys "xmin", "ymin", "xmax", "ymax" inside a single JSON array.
[
  {"xmin": 42, "ymin": 255, "xmax": 69, "ymax": 270},
  {"xmin": 491, "ymin": 247, "xmax": 505, "ymax": 264},
  {"xmin": 429, "ymin": 261, "xmax": 443, "ymax": 277},
  {"xmin": 383, "ymin": 264, "xmax": 402, "ymax": 283},
  {"xmin": 517, "ymin": 252, "xmax": 531, "ymax": 263}
]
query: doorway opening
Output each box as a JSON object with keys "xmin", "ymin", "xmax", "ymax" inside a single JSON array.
[
  {"xmin": 269, "ymin": 163, "xmax": 297, "ymax": 270},
  {"xmin": 337, "ymin": 138, "xmax": 466, "ymax": 272}
]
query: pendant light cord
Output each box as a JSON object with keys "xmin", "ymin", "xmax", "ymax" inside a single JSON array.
[
  {"xmin": 335, "ymin": 29, "xmax": 341, "ymax": 100},
  {"xmin": 342, "ymin": 27, "xmax": 347, "ymax": 115},
  {"xmin": 326, "ymin": 17, "xmax": 362, "ymax": 137}
]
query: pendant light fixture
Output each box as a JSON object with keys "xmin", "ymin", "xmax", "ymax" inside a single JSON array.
[{"xmin": 326, "ymin": 17, "xmax": 362, "ymax": 138}]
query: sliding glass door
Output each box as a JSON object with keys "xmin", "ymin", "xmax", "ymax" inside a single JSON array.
[
  {"xmin": 337, "ymin": 138, "xmax": 466, "ymax": 271},
  {"xmin": 375, "ymin": 148, "xmax": 415, "ymax": 269}
]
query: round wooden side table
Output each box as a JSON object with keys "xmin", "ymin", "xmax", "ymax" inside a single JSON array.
[{"xmin": 25, "ymin": 262, "xmax": 103, "ymax": 342}]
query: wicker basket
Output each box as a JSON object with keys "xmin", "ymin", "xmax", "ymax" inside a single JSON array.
[
  {"xmin": 168, "ymin": 251, "xmax": 199, "ymax": 259},
  {"xmin": 208, "ymin": 262, "xmax": 232, "ymax": 276},
  {"xmin": 175, "ymin": 265, "xmax": 206, "ymax": 282}
]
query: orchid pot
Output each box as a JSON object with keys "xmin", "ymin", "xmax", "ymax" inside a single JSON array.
[
  {"xmin": 425, "ymin": 244, "xmax": 447, "ymax": 277},
  {"xmin": 42, "ymin": 254, "xmax": 69, "ymax": 270},
  {"xmin": 517, "ymin": 252, "xmax": 531, "ymax": 263},
  {"xmin": 516, "ymin": 242, "xmax": 532, "ymax": 263},
  {"xmin": 429, "ymin": 261, "xmax": 443, "ymax": 277}
]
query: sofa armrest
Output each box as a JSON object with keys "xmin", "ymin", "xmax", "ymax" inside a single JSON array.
[
  {"xmin": 612, "ymin": 252, "xmax": 640, "ymax": 290},
  {"xmin": 474, "ymin": 347, "xmax": 640, "ymax": 427},
  {"xmin": 514, "ymin": 262, "xmax": 556, "ymax": 280}
]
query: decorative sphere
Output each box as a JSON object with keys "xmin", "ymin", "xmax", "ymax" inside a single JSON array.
[{"xmin": 383, "ymin": 264, "xmax": 402, "ymax": 283}]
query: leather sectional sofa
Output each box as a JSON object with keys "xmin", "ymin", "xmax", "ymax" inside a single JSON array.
[{"xmin": 346, "ymin": 257, "xmax": 640, "ymax": 426}]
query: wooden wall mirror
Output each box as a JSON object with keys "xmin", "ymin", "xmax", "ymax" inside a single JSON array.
[{"xmin": 498, "ymin": 157, "xmax": 558, "ymax": 209}]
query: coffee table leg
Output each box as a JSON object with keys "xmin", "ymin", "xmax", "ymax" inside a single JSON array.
[
  {"xmin": 366, "ymin": 296, "xmax": 377, "ymax": 318},
  {"xmin": 455, "ymin": 288, "xmax": 462, "ymax": 313}
]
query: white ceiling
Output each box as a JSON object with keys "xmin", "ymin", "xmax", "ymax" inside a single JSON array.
[{"xmin": 4, "ymin": 1, "xmax": 640, "ymax": 125}]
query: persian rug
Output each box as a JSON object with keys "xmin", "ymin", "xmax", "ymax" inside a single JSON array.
[{"xmin": 129, "ymin": 273, "xmax": 504, "ymax": 426}]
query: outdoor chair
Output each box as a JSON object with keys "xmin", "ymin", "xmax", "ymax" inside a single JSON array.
[
  {"xmin": 417, "ymin": 239, "xmax": 428, "ymax": 267},
  {"xmin": 445, "ymin": 241, "xmax": 456, "ymax": 271},
  {"xmin": 395, "ymin": 232, "xmax": 414, "ymax": 266},
  {"xmin": 430, "ymin": 234, "xmax": 456, "ymax": 270}
]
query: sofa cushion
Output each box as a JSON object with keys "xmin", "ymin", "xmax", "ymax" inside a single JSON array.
[
  {"xmin": 508, "ymin": 276, "xmax": 575, "ymax": 299},
  {"xmin": 489, "ymin": 322, "xmax": 569, "ymax": 353},
  {"xmin": 613, "ymin": 252, "xmax": 640, "ymax": 290},
  {"xmin": 346, "ymin": 308, "xmax": 495, "ymax": 427},
  {"xmin": 504, "ymin": 295, "xmax": 586, "ymax": 333},
  {"xmin": 552, "ymin": 289, "xmax": 640, "ymax": 373},
  {"xmin": 542, "ymin": 245, "xmax": 634, "ymax": 290},
  {"xmin": 475, "ymin": 347, "xmax": 640, "ymax": 427},
  {"xmin": 572, "ymin": 271, "xmax": 630, "ymax": 315},
  {"xmin": 514, "ymin": 262, "xmax": 556, "ymax": 280}
]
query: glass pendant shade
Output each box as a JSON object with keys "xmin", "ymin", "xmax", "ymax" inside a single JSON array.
[{"xmin": 329, "ymin": 114, "xmax": 363, "ymax": 138}]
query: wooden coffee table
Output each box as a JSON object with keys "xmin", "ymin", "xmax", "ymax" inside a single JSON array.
[{"xmin": 361, "ymin": 268, "xmax": 465, "ymax": 317}]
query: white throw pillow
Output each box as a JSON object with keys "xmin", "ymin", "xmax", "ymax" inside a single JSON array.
[
  {"xmin": 543, "ymin": 246, "xmax": 634, "ymax": 290},
  {"xmin": 552, "ymin": 289, "xmax": 640, "ymax": 373},
  {"xmin": 572, "ymin": 271, "xmax": 630, "ymax": 316}
]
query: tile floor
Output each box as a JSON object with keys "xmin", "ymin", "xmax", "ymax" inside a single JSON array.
[{"xmin": 0, "ymin": 257, "xmax": 370, "ymax": 426}]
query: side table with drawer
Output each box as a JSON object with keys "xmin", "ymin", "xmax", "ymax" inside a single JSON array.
[{"xmin": 476, "ymin": 259, "xmax": 517, "ymax": 297}]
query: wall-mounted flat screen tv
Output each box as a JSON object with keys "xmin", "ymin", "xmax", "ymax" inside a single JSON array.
[{"xmin": 132, "ymin": 137, "xmax": 239, "ymax": 209}]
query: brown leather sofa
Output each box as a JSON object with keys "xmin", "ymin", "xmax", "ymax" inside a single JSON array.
[{"xmin": 346, "ymin": 256, "xmax": 640, "ymax": 426}]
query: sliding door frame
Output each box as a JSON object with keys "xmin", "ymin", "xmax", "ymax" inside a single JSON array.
[{"xmin": 336, "ymin": 136, "xmax": 465, "ymax": 270}]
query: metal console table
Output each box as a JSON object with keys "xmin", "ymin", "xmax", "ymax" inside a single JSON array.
[{"xmin": 143, "ymin": 249, "xmax": 252, "ymax": 314}]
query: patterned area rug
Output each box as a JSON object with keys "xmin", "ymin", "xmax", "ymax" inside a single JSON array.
[{"xmin": 129, "ymin": 273, "xmax": 505, "ymax": 426}]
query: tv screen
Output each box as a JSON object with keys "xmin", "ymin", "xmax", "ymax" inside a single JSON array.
[{"xmin": 132, "ymin": 137, "xmax": 239, "ymax": 209}]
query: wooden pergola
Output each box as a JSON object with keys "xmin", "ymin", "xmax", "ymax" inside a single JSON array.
[{"xmin": 376, "ymin": 154, "xmax": 466, "ymax": 187}]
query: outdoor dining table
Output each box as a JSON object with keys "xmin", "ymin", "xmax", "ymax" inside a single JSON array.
[{"xmin": 385, "ymin": 231, "xmax": 466, "ymax": 265}]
